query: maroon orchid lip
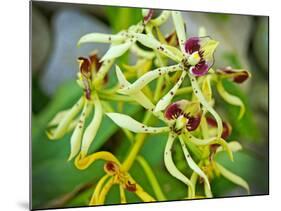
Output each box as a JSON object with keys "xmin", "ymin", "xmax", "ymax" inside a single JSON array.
[
  {"xmin": 104, "ymin": 161, "xmax": 119, "ymax": 175},
  {"xmin": 206, "ymin": 117, "xmax": 232, "ymax": 139},
  {"xmin": 217, "ymin": 67, "xmax": 250, "ymax": 84},
  {"xmin": 78, "ymin": 57, "xmax": 92, "ymax": 78},
  {"xmin": 143, "ymin": 9, "xmax": 154, "ymax": 24},
  {"xmin": 184, "ymin": 37, "xmax": 215, "ymax": 76},
  {"xmin": 164, "ymin": 100, "xmax": 202, "ymax": 132}
]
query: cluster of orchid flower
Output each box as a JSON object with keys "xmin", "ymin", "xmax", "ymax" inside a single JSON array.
[{"xmin": 46, "ymin": 9, "xmax": 251, "ymax": 205}]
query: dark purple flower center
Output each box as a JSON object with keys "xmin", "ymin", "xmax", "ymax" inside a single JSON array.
[
  {"xmin": 185, "ymin": 37, "xmax": 200, "ymax": 54},
  {"xmin": 165, "ymin": 101, "xmax": 202, "ymax": 132}
]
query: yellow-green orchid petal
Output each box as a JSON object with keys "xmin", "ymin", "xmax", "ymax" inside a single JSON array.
[
  {"xmin": 80, "ymin": 94, "xmax": 103, "ymax": 157},
  {"xmin": 119, "ymin": 184, "xmax": 127, "ymax": 204},
  {"xmin": 189, "ymin": 73, "xmax": 223, "ymax": 138},
  {"xmin": 216, "ymin": 141, "xmax": 243, "ymax": 153},
  {"xmin": 106, "ymin": 112, "xmax": 170, "ymax": 134},
  {"xmin": 150, "ymin": 11, "xmax": 170, "ymax": 26},
  {"xmin": 68, "ymin": 101, "xmax": 92, "ymax": 161},
  {"xmin": 171, "ymin": 11, "xmax": 186, "ymax": 52},
  {"xmin": 184, "ymin": 132, "xmax": 233, "ymax": 161},
  {"xmin": 89, "ymin": 174, "xmax": 110, "ymax": 205},
  {"xmin": 116, "ymin": 65, "xmax": 155, "ymax": 110},
  {"xmin": 217, "ymin": 80, "xmax": 245, "ymax": 119},
  {"xmin": 46, "ymin": 97, "xmax": 84, "ymax": 140},
  {"xmin": 200, "ymin": 38, "xmax": 219, "ymax": 62},
  {"xmin": 119, "ymin": 64, "xmax": 182, "ymax": 95},
  {"xmin": 216, "ymin": 162, "xmax": 250, "ymax": 194},
  {"xmin": 77, "ymin": 33, "xmax": 125, "ymax": 46},
  {"xmin": 132, "ymin": 32, "xmax": 182, "ymax": 62},
  {"xmin": 101, "ymin": 41, "xmax": 132, "ymax": 62},
  {"xmin": 75, "ymin": 151, "xmax": 120, "ymax": 170},
  {"xmin": 154, "ymin": 70, "xmax": 187, "ymax": 112},
  {"xmin": 179, "ymin": 135, "xmax": 211, "ymax": 191},
  {"xmin": 164, "ymin": 134, "xmax": 195, "ymax": 198}
]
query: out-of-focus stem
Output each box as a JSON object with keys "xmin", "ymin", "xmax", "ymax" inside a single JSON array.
[{"xmin": 136, "ymin": 156, "xmax": 166, "ymax": 201}]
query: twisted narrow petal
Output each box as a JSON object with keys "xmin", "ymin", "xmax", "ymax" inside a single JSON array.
[
  {"xmin": 217, "ymin": 81, "xmax": 245, "ymax": 119},
  {"xmin": 116, "ymin": 66, "xmax": 155, "ymax": 110},
  {"xmin": 46, "ymin": 97, "xmax": 84, "ymax": 140},
  {"xmin": 80, "ymin": 94, "xmax": 103, "ymax": 157},
  {"xmin": 189, "ymin": 73, "xmax": 223, "ymax": 138},
  {"xmin": 216, "ymin": 163, "xmax": 250, "ymax": 194},
  {"xmin": 132, "ymin": 33, "xmax": 182, "ymax": 62},
  {"xmin": 68, "ymin": 102, "xmax": 91, "ymax": 161},
  {"xmin": 171, "ymin": 11, "xmax": 186, "ymax": 52},
  {"xmin": 119, "ymin": 64, "xmax": 181, "ymax": 95},
  {"xmin": 179, "ymin": 136, "xmax": 211, "ymax": 191},
  {"xmin": 164, "ymin": 134, "xmax": 195, "ymax": 198},
  {"xmin": 77, "ymin": 33, "xmax": 125, "ymax": 46},
  {"xmin": 184, "ymin": 132, "xmax": 233, "ymax": 161},
  {"xmin": 150, "ymin": 11, "xmax": 171, "ymax": 26},
  {"xmin": 75, "ymin": 151, "xmax": 120, "ymax": 170},
  {"xmin": 47, "ymin": 109, "xmax": 70, "ymax": 127},
  {"xmin": 106, "ymin": 112, "xmax": 170, "ymax": 133},
  {"xmin": 119, "ymin": 184, "xmax": 127, "ymax": 204},
  {"xmin": 101, "ymin": 41, "xmax": 132, "ymax": 61},
  {"xmin": 89, "ymin": 174, "xmax": 110, "ymax": 205},
  {"xmin": 216, "ymin": 141, "xmax": 243, "ymax": 153},
  {"xmin": 154, "ymin": 71, "xmax": 187, "ymax": 112}
]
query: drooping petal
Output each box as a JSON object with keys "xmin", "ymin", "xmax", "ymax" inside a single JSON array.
[
  {"xmin": 216, "ymin": 141, "xmax": 243, "ymax": 153},
  {"xmin": 68, "ymin": 102, "xmax": 91, "ymax": 161},
  {"xmin": 189, "ymin": 73, "xmax": 223, "ymax": 138},
  {"xmin": 118, "ymin": 64, "xmax": 182, "ymax": 94},
  {"xmin": 89, "ymin": 174, "xmax": 110, "ymax": 205},
  {"xmin": 115, "ymin": 66, "xmax": 155, "ymax": 110},
  {"xmin": 216, "ymin": 163, "xmax": 250, "ymax": 194},
  {"xmin": 179, "ymin": 135, "xmax": 211, "ymax": 191},
  {"xmin": 216, "ymin": 80, "xmax": 245, "ymax": 119},
  {"xmin": 106, "ymin": 113, "xmax": 170, "ymax": 134},
  {"xmin": 47, "ymin": 109, "xmax": 70, "ymax": 127},
  {"xmin": 217, "ymin": 67, "xmax": 251, "ymax": 84},
  {"xmin": 80, "ymin": 94, "xmax": 103, "ymax": 158},
  {"xmin": 164, "ymin": 134, "xmax": 195, "ymax": 198},
  {"xmin": 154, "ymin": 71, "xmax": 187, "ymax": 112},
  {"xmin": 46, "ymin": 97, "xmax": 84, "ymax": 140},
  {"xmin": 201, "ymin": 75, "xmax": 213, "ymax": 102},
  {"xmin": 101, "ymin": 41, "xmax": 132, "ymax": 61},
  {"xmin": 78, "ymin": 33, "xmax": 125, "ymax": 46},
  {"xmin": 184, "ymin": 131, "xmax": 233, "ymax": 161},
  {"xmin": 171, "ymin": 11, "xmax": 186, "ymax": 51}
]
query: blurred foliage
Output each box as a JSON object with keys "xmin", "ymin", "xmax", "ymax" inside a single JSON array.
[{"xmin": 32, "ymin": 7, "xmax": 268, "ymax": 209}]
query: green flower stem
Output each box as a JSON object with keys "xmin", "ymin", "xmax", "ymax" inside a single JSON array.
[
  {"xmin": 136, "ymin": 156, "xmax": 166, "ymax": 201},
  {"xmin": 99, "ymin": 94, "xmax": 134, "ymax": 102},
  {"xmin": 175, "ymin": 86, "xmax": 193, "ymax": 96},
  {"xmin": 122, "ymin": 111, "xmax": 152, "ymax": 172}
]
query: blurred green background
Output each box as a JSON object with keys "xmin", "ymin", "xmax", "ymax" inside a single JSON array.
[{"xmin": 31, "ymin": 1, "xmax": 269, "ymax": 209}]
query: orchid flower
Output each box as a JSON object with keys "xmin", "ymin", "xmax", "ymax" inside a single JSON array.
[{"xmin": 46, "ymin": 8, "xmax": 252, "ymax": 205}]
